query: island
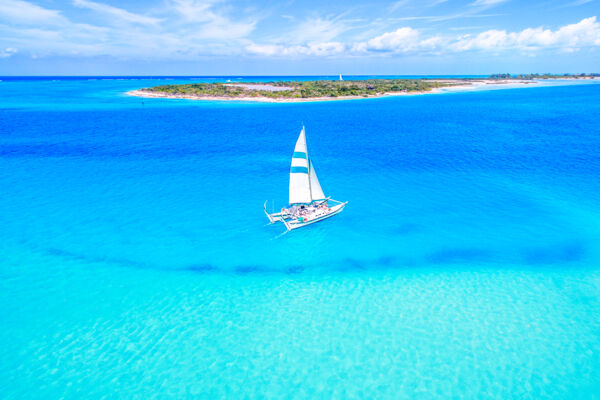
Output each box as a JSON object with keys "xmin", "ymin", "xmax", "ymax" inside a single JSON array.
[{"xmin": 127, "ymin": 74, "xmax": 600, "ymax": 103}]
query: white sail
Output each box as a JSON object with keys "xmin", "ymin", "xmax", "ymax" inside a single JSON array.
[
  {"xmin": 309, "ymin": 159, "xmax": 326, "ymax": 201},
  {"xmin": 289, "ymin": 127, "xmax": 312, "ymax": 204}
]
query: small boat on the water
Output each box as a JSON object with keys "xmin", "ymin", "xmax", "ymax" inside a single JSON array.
[{"xmin": 264, "ymin": 126, "xmax": 347, "ymax": 231}]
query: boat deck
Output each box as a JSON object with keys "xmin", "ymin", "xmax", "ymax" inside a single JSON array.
[{"xmin": 265, "ymin": 200, "xmax": 347, "ymax": 231}]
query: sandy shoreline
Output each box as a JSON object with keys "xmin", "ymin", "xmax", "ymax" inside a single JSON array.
[{"xmin": 126, "ymin": 78, "xmax": 599, "ymax": 103}]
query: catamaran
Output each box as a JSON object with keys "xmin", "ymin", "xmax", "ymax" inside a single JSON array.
[{"xmin": 264, "ymin": 126, "xmax": 347, "ymax": 231}]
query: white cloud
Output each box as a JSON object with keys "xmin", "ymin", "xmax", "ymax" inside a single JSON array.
[
  {"xmin": 191, "ymin": 21, "xmax": 256, "ymax": 40},
  {"xmin": 352, "ymin": 27, "xmax": 445, "ymax": 54},
  {"xmin": 168, "ymin": 0, "xmax": 256, "ymax": 40},
  {"xmin": 245, "ymin": 43, "xmax": 280, "ymax": 56},
  {"xmin": 452, "ymin": 16, "xmax": 600, "ymax": 51},
  {"xmin": 303, "ymin": 42, "xmax": 346, "ymax": 56},
  {"xmin": 389, "ymin": 0, "xmax": 411, "ymax": 12},
  {"xmin": 362, "ymin": 27, "xmax": 420, "ymax": 51},
  {"xmin": 471, "ymin": 0, "xmax": 509, "ymax": 6},
  {"xmin": 553, "ymin": 15, "xmax": 600, "ymax": 47},
  {"xmin": 0, "ymin": 0, "xmax": 66, "ymax": 25},
  {"xmin": 246, "ymin": 41, "xmax": 346, "ymax": 57},
  {"xmin": 0, "ymin": 1, "xmax": 598, "ymax": 62},
  {"xmin": 567, "ymin": 0, "xmax": 594, "ymax": 5},
  {"xmin": 245, "ymin": 13, "xmax": 356, "ymax": 57},
  {"xmin": 0, "ymin": 0, "xmax": 257, "ymax": 58},
  {"xmin": 0, "ymin": 47, "xmax": 17, "ymax": 58},
  {"xmin": 386, "ymin": 12, "xmax": 503, "ymax": 23},
  {"xmin": 170, "ymin": 0, "xmax": 217, "ymax": 23},
  {"xmin": 246, "ymin": 16, "xmax": 600, "ymax": 58},
  {"xmin": 248, "ymin": 27, "xmax": 441, "ymax": 57},
  {"xmin": 284, "ymin": 16, "xmax": 352, "ymax": 43},
  {"xmin": 73, "ymin": 0, "xmax": 161, "ymax": 25}
]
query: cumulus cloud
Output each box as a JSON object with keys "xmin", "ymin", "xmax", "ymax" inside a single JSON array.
[
  {"xmin": 0, "ymin": 0, "xmax": 598, "ymax": 61},
  {"xmin": 452, "ymin": 16, "xmax": 600, "ymax": 51},
  {"xmin": 360, "ymin": 27, "xmax": 420, "ymax": 52},
  {"xmin": 246, "ymin": 42, "xmax": 345, "ymax": 57},
  {"xmin": 0, "ymin": 0, "xmax": 257, "ymax": 58},
  {"xmin": 247, "ymin": 27, "xmax": 442, "ymax": 58},
  {"xmin": 251, "ymin": 26, "xmax": 441, "ymax": 57},
  {"xmin": 248, "ymin": 16, "xmax": 600, "ymax": 58},
  {"xmin": 0, "ymin": 47, "xmax": 18, "ymax": 58}
]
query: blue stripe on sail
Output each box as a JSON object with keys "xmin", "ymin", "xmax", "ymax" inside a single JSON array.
[
  {"xmin": 290, "ymin": 166, "xmax": 309, "ymax": 174},
  {"xmin": 292, "ymin": 152, "xmax": 307, "ymax": 159}
]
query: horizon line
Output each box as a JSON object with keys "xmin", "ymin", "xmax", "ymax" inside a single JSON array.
[{"xmin": 1, "ymin": 72, "xmax": 598, "ymax": 78}]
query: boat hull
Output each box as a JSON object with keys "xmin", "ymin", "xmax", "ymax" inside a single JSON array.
[{"xmin": 283, "ymin": 202, "xmax": 347, "ymax": 231}]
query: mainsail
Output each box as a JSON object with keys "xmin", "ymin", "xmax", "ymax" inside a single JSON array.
[
  {"xmin": 289, "ymin": 127, "xmax": 312, "ymax": 204},
  {"xmin": 289, "ymin": 127, "xmax": 326, "ymax": 204}
]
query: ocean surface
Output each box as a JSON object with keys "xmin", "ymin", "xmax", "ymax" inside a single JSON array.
[{"xmin": 1, "ymin": 76, "xmax": 599, "ymax": 399}]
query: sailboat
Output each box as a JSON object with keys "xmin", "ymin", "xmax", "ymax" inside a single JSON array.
[
  {"xmin": 339, "ymin": 74, "xmax": 343, "ymax": 81},
  {"xmin": 264, "ymin": 126, "xmax": 347, "ymax": 231}
]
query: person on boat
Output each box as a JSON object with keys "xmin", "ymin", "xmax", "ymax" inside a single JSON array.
[{"xmin": 316, "ymin": 202, "xmax": 328, "ymax": 210}]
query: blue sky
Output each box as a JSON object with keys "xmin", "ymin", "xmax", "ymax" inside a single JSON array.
[{"xmin": 0, "ymin": 0, "xmax": 598, "ymax": 75}]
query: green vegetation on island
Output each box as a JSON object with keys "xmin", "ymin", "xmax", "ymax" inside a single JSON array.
[
  {"xmin": 489, "ymin": 73, "xmax": 600, "ymax": 80},
  {"xmin": 139, "ymin": 78, "xmax": 456, "ymax": 100},
  {"xmin": 135, "ymin": 74, "xmax": 599, "ymax": 101}
]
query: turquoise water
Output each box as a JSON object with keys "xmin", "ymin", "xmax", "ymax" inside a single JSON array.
[{"xmin": 1, "ymin": 77, "xmax": 600, "ymax": 399}]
